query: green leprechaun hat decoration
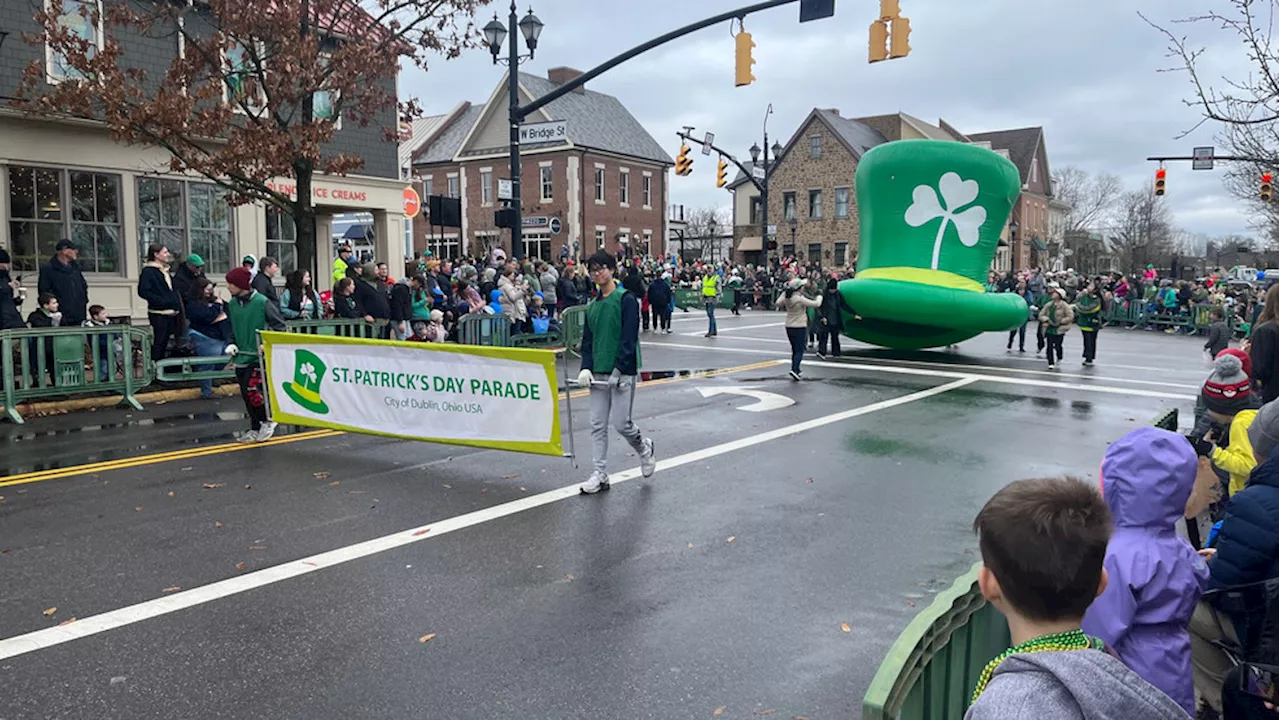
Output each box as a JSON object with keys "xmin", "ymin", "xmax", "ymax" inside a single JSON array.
[
  {"xmin": 283, "ymin": 349, "xmax": 329, "ymax": 414},
  {"xmin": 838, "ymin": 140, "xmax": 1029, "ymax": 349}
]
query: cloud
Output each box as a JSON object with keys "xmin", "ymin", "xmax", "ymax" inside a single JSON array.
[{"xmin": 401, "ymin": 0, "xmax": 1265, "ymax": 239}]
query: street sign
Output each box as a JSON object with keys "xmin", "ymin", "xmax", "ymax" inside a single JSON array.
[
  {"xmin": 518, "ymin": 120, "xmax": 568, "ymax": 144},
  {"xmin": 549, "ymin": 218, "xmax": 562, "ymax": 235},
  {"xmin": 751, "ymin": 166, "xmax": 765, "ymax": 180},
  {"xmin": 402, "ymin": 187, "xmax": 420, "ymax": 219},
  {"xmin": 522, "ymin": 216, "xmax": 550, "ymax": 228},
  {"xmin": 799, "ymin": 0, "xmax": 835, "ymax": 22},
  {"xmin": 702, "ymin": 132, "xmax": 714, "ymax": 155},
  {"xmin": 497, "ymin": 178, "xmax": 513, "ymax": 200},
  {"xmin": 697, "ymin": 386, "xmax": 794, "ymax": 413},
  {"xmin": 1193, "ymin": 146, "xmax": 1214, "ymax": 170},
  {"xmin": 767, "ymin": 223, "xmax": 777, "ymax": 235},
  {"xmin": 1062, "ymin": 247, "xmax": 1074, "ymax": 257}
]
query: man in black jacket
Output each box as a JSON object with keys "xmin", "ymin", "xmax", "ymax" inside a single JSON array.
[
  {"xmin": 251, "ymin": 256, "xmax": 280, "ymax": 304},
  {"xmin": 352, "ymin": 263, "xmax": 391, "ymax": 338},
  {"xmin": 38, "ymin": 239, "xmax": 89, "ymax": 325},
  {"xmin": 0, "ymin": 249, "xmax": 25, "ymax": 330},
  {"xmin": 172, "ymin": 253, "xmax": 206, "ymax": 300}
]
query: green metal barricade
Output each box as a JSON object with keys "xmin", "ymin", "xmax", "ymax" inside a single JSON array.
[
  {"xmin": 286, "ymin": 318, "xmax": 382, "ymax": 338},
  {"xmin": 560, "ymin": 305, "xmax": 587, "ymax": 357},
  {"xmin": 1, "ymin": 325, "xmax": 152, "ymax": 424},
  {"xmin": 862, "ymin": 408, "xmax": 1182, "ymax": 719},
  {"xmin": 456, "ymin": 314, "xmax": 511, "ymax": 346}
]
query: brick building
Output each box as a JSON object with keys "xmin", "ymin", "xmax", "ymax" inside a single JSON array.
[
  {"xmin": 0, "ymin": 0, "xmax": 407, "ymax": 317},
  {"xmin": 408, "ymin": 68, "xmax": 671, "ymax": 262},
  {"xmin": 967, "ymin": 127, "xmax": 1054, "ymax": 272}
]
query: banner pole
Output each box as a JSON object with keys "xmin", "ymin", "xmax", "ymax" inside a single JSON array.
[
  {"xmin": 561, "ymin": 348, "xmax": 577, "ymax": 466},
  {"xmin": 256, "ymin": 330, "xmax": 273, "ymax": 423}
]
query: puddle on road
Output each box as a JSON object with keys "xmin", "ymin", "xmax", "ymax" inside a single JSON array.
[{"xmin": 844, "ymin": 431, "xmax": 987, "ymax": 469}]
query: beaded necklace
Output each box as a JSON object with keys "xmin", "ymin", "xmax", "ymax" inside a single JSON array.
[{"xmin": 971, "ymin": 629, "xmax": 1104, "ymax": 704}]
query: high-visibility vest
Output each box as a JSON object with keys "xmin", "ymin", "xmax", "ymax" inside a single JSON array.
[{"xmin": 702, "ymin": 275, "xmax": 718, "ymax": 297}]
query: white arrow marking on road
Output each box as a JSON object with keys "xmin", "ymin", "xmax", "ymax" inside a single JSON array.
[{"xmin": 696, "ymin": 385, "xmax": 794, "ymax": 413}]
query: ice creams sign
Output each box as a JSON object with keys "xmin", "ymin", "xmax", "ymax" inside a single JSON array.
[{"xmin": 263, "ymin": 333, "xmax": 564, "ymax": 456}]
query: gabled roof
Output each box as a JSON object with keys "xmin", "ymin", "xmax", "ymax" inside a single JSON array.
[
  {"xmin": 727, "ymin": 160, "xmax": 772, "ymax": 191},
  {"xmin": 773, "ymin": 108, "xmax": 886, "ymax": 166},
  {"xmin": 412, "ymin": 72, "xmax": 671, "ymax": 167},
  {"xmin": 967, "ymin": 127, "xmax": 1044, "ymax": 185},
  {"xmin": 398, "ymin": 105, "xmax": 467, "ymax": 170}
]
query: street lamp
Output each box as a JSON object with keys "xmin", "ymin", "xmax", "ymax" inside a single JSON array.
[
  {"xmin": 484, "ymin": 3, "xmax": 544, "ymax": 261},
  {"xmin": 1008, "ymin": 219, "xmax": 1019, "ymax": 272},
  {"xmin": 708, "ymin": 217, "xmax": 718, "ymax": 263},
  {"xmin": 749, "ymin": 142, "xmax": 761, "ymax": 163},
  {"xmin": 788, "ymin": 215, "xmax": 797, "ymax": 257}
]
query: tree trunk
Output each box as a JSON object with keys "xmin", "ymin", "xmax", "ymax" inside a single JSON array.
[{"xmin": 293, "ymin": 158, "xmax": 317, "ymax": 274}]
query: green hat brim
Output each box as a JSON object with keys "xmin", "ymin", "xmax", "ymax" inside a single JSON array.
[
  {"xmin": 283, "ymin": 382, "xmax": 328, "ymax": 413},
  {"xmin": 839, "ymin": 277, "xmax": 1028, "ymax": 348}
]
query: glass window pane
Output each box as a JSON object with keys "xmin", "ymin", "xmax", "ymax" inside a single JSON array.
[
  {"xmin": 160, "ymin": 180, "xmax": 184, "ymax": 227},
  {"xmin": 138, "ymin": 178, "xmax": 159, "ymax": 225},
  {"xmin": 37, "ymin": 223, "xmax": 62, "ymax": 262},
  {"xmin": 209, "ymin": 190, "xmax": 230, "ymax": 229},
  {"xmin": 188, "ymin": 185, "xmax": 211, "ymax": 228},
  {"xmin": 35, "ymin": 168, "xmax": 62, "ymax": 221},
  {"xmin": 8, "ymin": 166, "xmax": 35, "ymax": 218},
  {"xmin": 70, "ymin": 171, "xmax": 96, "ymax": 222},
  {"xmin": 72, "ymin": 224, "xmax": 97, "ymax": 268},
  {"xmin": 96, "ymin": 225, "xmax": 120, "ymax": 273},
  {"xmin": 95, "ymin": 174, "xmax": 119, "ymax": 223}
]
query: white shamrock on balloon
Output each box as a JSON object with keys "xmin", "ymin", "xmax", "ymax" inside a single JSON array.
[
  {"xmin": 904, "ymin": 172, "xmax": 988, "ymax": 270},
  {"xmin": 300, "ymin": 362, "xmax": 317, "ymax": 384}
]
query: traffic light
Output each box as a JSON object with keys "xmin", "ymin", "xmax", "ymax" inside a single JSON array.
[
  {"xmin": 766, "ymin": 239, "xmax": 778, "ymax": 251},
  {"xmin": 1154, "ymin": 168, "xmax": 1167, "ymax": 196},
  {"xmin": 868, "ymin": 20, "xmax": 888, "ymax": 62},
  {"xmin": 716, "ymin": 158, "xmax": 728, "ymax": 188},
  {"xmin": 735, "ymin": 31, "xmax": 755, "ymax": 87},
  {"xmin": 675, "ymin": 145, "xmax": 693, "ymax": 176},
  {"xmin": 889, "ymin": 17, "xmax": 912, "ymax": 58},
  {"xmin": 1262, "ymin": 173, "xmax": 1273, "ymax": 201}
]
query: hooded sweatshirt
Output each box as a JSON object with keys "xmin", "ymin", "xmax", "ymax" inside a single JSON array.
[
  {"xmin": 1082, "ymin": 427, "xmax": 1209, "ymax": 715},
  {"xmin": 964, "ymin": 647, "xmax": 1188, "ymax": 720}
]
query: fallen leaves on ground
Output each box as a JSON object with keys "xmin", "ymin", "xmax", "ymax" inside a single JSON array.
[
  {"xmin": 418, "ymin": 633, "xmax": 436, "ymax": 644},
  {"xmin": 329, "ymin": 480, "xmax": 340, "ymax": 487},
  {"xmin": 480, "ymin": 488, "xmax": 488, "ymax": 494},
  {"xmin": 905, "ymin": 599, "xmax": 916, "ymax": 607},
  {"xmin": 181, "ymin": 467, "xmax": 193, "ymax": 471},
  {"xmin": 135, "ymin": 506, "xmax": 143, "ymax": 512},
  {"xmin": 755, "ymin": 710, "xmax": 776, "ymax": 716},
  {"xmin": 202, "ymin": 483, "xmax": 225, "ymax": 489},
  {"xmin": 501, "ymin": 474, "xmax": 519, "ymax": 479},
  {"xmin": 519, "ymin": 487, "xmax": 526, "ymax": 492},
  {"xmin": 806, "ymin": 478, "xmax": 814, "ymax": 483},
  {"xmin": 412, "ymin": 529, "xmax": 430, "ymax": 537},
  {"xmin": 162, "ymin": 586, "xmax": 181, "ymax": 593},
  {"xmin": 442, "ymin": 484, "xmax": 452, "ymax": 489},
  {"xmin": 713, "ymin": 708, "xmax": 726, "ymax": 717},
  {"xmin": 244, "ymin": 484, "xmax": 252, "ymax": 490},
  {"xmin": 841, "ymin": 623, "xmax": 852, "ymax": 633},
  {"xmin": 565, "ymin": 573, "xmax": 575, "ymax": 581},
  {"xmin": 313, "ymin": 472, "xmax": 330, "ymax": 479},
  {"xmin": 167, "ymin": 491, "xmax": 175, "ymax": 497},
  {"xmin": 687, "ymin": 542, "xmax": 694, "ymax": 549},
  {"xmin": 235, "ymin": 562, "xmax": 246, "ymax": 570},
  {"xmin": 249, "ymin": 545, "xmax": 267, "ymax": 551},
  {"xmin": 349, "ymin": 490, "xmax": 367, "ymax": 495},
  {"xmin": 726, "ymin": 536, "xmax": 736, "ymax": 543},
  {"xmin": 58, "ymin": 617, "xmax": 76, "ymax": 626},
  {"xmin": 215, "ymin": 521, "xmax": 223, "ymax": 529},
  {"xmin": 42, "ymin": 607, "xmax": 57, "ymax": 616}
]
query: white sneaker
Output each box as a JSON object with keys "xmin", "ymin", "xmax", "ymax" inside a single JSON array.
[
  {"xmin": 255, "ymin": 421, "xmax": 278, "ymax": 442},
  {"xmin": 238, "ymin": 429, "xmax": 260, "ymax": 443},
  {"xmin": 789, "ymin": 370, "xmax": 801, "ymax": 381},
  {"xmin": 580, "ymin": 471, "xmax": 610, "ymax": 494},
  {"xmin": 639, "ymin": 437, "xmax": 656, "ymax": 478}
]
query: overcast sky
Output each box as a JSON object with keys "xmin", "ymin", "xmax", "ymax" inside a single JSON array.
[{"xmin": 401, "ymin": 0, "xmax": 1268, "ymax": 240}]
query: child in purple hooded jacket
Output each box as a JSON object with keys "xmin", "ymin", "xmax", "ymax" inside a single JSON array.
[{"xmin": 1082, "ymin": 427, "xmax": 1210, "ymax": 715}]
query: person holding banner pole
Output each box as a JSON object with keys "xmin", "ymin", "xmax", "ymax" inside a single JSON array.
[
  {"xmin": 576, "ymin": 251, "xmax": 657, "ymax": 494},
  {"xmin": 225, "ymin": 267, "xmax": 286, "ymax": 443}
]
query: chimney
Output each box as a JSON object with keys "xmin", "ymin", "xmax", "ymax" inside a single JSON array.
[
  {"xmin": 547, "ymin": 67, "xmax": 585, "ymax": 94},
  {"xmin": 825, "ymin": 108, "xmax": 840, "ymax": 116}
]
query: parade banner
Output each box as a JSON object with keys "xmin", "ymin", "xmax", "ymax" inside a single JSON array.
[{"xmin": 261, "ymin": 332, "xmax": 563, "ymax": 456}]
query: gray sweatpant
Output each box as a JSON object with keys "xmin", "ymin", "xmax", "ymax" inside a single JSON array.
[{"xmin": 590, "ymin": 375, "xmax": 644, "ymax": 474}]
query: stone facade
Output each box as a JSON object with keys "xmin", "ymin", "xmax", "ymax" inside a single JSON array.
[{"xmin": 765, "ymin": 117, "xmax": 861, "ymax": 269}]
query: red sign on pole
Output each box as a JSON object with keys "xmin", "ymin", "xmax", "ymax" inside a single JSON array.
[{"xmin": 403, "ymin": 187, "xmax": 421, "ymax": 219}]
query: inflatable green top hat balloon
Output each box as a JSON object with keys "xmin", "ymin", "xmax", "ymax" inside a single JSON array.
[
  {"xmin": 838, "ymin": 140, "xmax": 1029, "ymax": 349},
  {"xmin": 283, "ymin": 349, "xmax": 329, "ymax": 414}
]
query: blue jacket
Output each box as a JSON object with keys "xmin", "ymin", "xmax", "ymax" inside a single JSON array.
[{"xmin": 1209, "ymin": 449, "xmax": 1279, "ymax": 591}]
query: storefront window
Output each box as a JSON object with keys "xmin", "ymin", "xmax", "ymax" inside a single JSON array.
[
  {"xmin": 523, "ymin": 233, "xmax": 551, "ymax": 261},
  {"xmin": 138, "ymin": 178, "xmax": 235, "ymax": 274},
  {"xmin": 266, "ymin": 207, "xmax": 297, "ymax": 273},
  {"xmin": 7, "ymin": 165, "xmax": 120, "ymax": 273}
]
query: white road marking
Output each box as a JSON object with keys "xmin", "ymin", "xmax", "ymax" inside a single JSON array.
[
  {"xmin": 682, "ymin": 322, "xmax": 783, "ymax": 336},
  {"xmin": 645, "ymin": 342, "xmax": 1196, "ymax": 400},
  {"xmin": 696, "ymin": 385, "xmax": 795, "ymax": 412},
  {"xmin": 0, "ymin": 379, "xmax": 973, "ymax": 661}
]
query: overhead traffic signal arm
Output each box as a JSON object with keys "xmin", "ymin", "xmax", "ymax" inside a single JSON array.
[{"xmin": 677, "ymin": 131, "xmax": 762, "ymax": 192}]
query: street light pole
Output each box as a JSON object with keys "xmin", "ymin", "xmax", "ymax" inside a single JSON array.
[
  {"xmin": 760, "ymin": 104, "xmax": 772, "ymax": 271},
  {"xmin": 485, "ymin": 3, "xmax": 543, "ymax": 262}
]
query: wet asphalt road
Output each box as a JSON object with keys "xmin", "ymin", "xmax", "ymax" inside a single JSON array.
[{"xmin": 0, "ymin": 312, "xmax": 1203, "ymax": 719}]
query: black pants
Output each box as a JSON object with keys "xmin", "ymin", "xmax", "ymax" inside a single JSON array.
[
  {"xmin": 1007, "ymin": 321, "xmax": 1028, "ymax": 350},
  {"xmin": 1081, "ymin": 330, "xmax": 1098, "ymax": 362},
  {"xmin": 642, "ymin": 306, "xmax": 651, "ymax": 331},
  {"xmin": 656, "ymin": 307, "xmax": 671, "ymax": 331},
  {"xmin": 148, "ymin": 313, "xmax": 179, "ymax": 362},
  {"xmin": 1046, "ymin": 334, "xmax": 1065, "ymax": 365},
  {"xmin": 786, "ymin": 326, "xmax": 807, "ymax": 374},
  {"xmin": 818, "ymin": 323, "xmax": 841, "ymax": 356},
  {"xmin": 236, "ymin": 365, "xmax": 269, "ymax": 431},
  {"xmin": 1036, "ymin": 322, "xmax": 1047, "ymax": 352}
]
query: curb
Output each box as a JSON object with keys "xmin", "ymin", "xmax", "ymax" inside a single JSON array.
[{"xmin": 2, "ymin": 383, "xmax": 239, "ymax": 419}]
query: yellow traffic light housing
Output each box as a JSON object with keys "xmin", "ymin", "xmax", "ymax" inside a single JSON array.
[
  {"xmin": 675, "ymin": 145, "xmax": 693, "ymax": 176},
  {"xmin": 716, "ymin": 158, "xmax": 728, "ymax": 188},
  {"xmin": 870, "ymin": 1, "xmax": 909, "ymax": 62},
  {"xmin": 1262, "ymin": 173, "xmax": 1273, "ymax": 201},
  {"xmin": 735, "ymin": 31, "xmax": 756, "ymax": 87},
  {"xmin": 868, "ymin": 20, "xmax": 888, "ymax": 62},
  {"xmin": 889, "ymin": 17, "xmax": 912, "ymax": 58},
  {"xmin": 1154, "ymin": 168, "xmax": 1167, "ymax": 197}
]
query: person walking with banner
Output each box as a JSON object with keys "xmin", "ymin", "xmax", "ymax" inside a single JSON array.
[{"xmin": 576, "ymin": 251, "xmax": 657, "ymax": 494}]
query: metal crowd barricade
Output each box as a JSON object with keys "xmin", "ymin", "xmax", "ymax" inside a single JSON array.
[
  {"xmin": 1, "ymin": 325, "xmax": 152, "ymax": 424},
  {"xmin": 286, "ymin": 318, "xmax": 383, "ymax": 338},
  {"xmin": 559, "ymin": 305, "xmax": 587, "ymax": 357},
  {"xmin": 456, "ymin": 314, "xmax": 512, "ymax": 346}
]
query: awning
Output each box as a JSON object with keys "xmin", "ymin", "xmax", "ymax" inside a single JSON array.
[
  {"xmin": 1030, "ymin": 236, "xmax": 1048, "ymax": 252},
  {"xmin": 343, "ymin": 223, "xmax": 374, "ymax": 241},
  {"xmin": 737, "ymin": 236, "xmax": 762, "ymax": 252}
]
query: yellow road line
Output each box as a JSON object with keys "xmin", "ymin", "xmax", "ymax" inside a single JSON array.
[{"xmin": 0, "ymin": 359, "xmax": 783, "ymax": 488}]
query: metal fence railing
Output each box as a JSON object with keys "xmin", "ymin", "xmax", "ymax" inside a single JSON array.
[{"xmin": 1, "ymin": 325, "xmax": 152, "ymax": 424}]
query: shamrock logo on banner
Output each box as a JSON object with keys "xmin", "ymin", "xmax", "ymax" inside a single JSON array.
[{"xmin": 904, "ymin": 172, "xmax": 988, "ymax": 270}]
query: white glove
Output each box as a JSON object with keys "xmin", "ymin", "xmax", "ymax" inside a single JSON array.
[
  {"xmin": 576, "ymin": 369, "xmax": 594, "ymax": 387},
  {"xmin": 224, "ymin": 344, "xmax": 239, "ymax": 356},
  {"xmin": 608, "ymin": 368, "xmax": 622, "ymax": 389}
]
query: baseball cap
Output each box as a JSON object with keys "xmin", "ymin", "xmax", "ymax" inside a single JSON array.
[
  {"xmin": 186, "ymin": 253, "xmax": 205, "ymax": 267},
  {"xmin": 55, "ymin": 239, "xmax": 78, "ymax": 251},
  {"xmin": 242, "ymin": 254, "xmax": 255, "ymax": 265}
]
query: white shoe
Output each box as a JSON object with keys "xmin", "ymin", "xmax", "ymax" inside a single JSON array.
[
  {"xmin": 580, "ymin": 471, "xmax": 610, "ymax": 494},
  {"xmin": 238, "ymin": 429, "xmax": 260, "ymax": 443},
  {"xmin": 789, "ymin": 370, "xmax": 801, "ymax": 381},
  {"xmin": 639, "ymin": 437, "xmax": 656, "ymax": 478},
  {"xmin": 255, "ymin": 421, "xmax": 278, "ymax": 442}
]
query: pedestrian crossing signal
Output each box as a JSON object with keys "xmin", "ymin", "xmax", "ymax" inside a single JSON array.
[
  {"xmin": 1262, "ymin": 173, "xmax": 1273, "ymax": 201},
  {"xmin": 675, "ymin": 145, "xmax": 693, "ymax": 176},
  {"xmin": 1154, "ymin": 168, "xmax": 1167, "ymax": 197},
  {"xmin": 716, "ymin": 158, "xmax": 728, "ymax": 188}
]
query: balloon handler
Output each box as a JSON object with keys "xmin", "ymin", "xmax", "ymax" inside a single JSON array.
[{"xmin": 838, "ymin": 141, "xmax": 1029, "ymax": 350}]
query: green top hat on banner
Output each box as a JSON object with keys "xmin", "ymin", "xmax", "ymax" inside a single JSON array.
[
  {"xmin": 283, "ymin": 349, "xmax": 330, "ymax": 414},
  {"xmin": 838, "ymin": 140, "xmax": 1029, "ymax": 349}
]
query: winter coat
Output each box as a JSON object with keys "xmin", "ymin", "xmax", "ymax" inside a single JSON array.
[
  {"xmin": 964, "ymin": 648, "xmax": 1188, "ymax": 720},
  {"xmin": 1251, "ymin": 321, "xmax": 1278, "ymax": 403},
  {"xmin": 185, "ymin": 297, "xmax": 233, "ymax": 343},
  {"xmin": 1203, "ymin": 321, "xmax": 1230, "ymax": 359},
  {"xmin": 279, "ymin": 288, "xmax": 321, "ymax": 320},
  {"xmin": 37, "ymin": 255, "xmax": 88, "ymax": 325},
  {"xmin": 137, "ymin": 262, "xmax": 182, "ymax": 314},
  {"xmin": 1208, "ymin": 449, "xmax": 1278, "ymax": 592},
  {"xmin": 497, "ymin": 276, "xmax": 527, "ymax": 321},
  {"xmin": 353, "ymin": 279, "xmax": 390, "ymax": 320},
  {"xmin": 540, "ymin": 268, "xmax": 559, "ymax": 305},
  {"xmin": 172, "ymin": 263, "xmax": 204, "ymax": 302},
  {"xmin": 1038, "ymin": 299, "xmax": 1074, "ymax": 335},
  {"xmin": 0, "ymin": 268, "xmax": 24, "ymax": 330},
  {"xmin": 332, "ymin": 291, "xmax": 360, "ymax": 319},
  {"xmin": 251, "ymin": 272, "xmax": 279, "ymax": 305},
  {"xmin": 1074, "ymin": 292, "xmax": 1104, "ymax": 331},
  {"xmin": 777, "ymin": 291, "xmax": 822, "ymax": 328},
  {"xmin": 556, "ymin": 275, "xmax": 581, "ymax": 309},
  {"xmin": 1081, "ymin": 427, "xmax": 1210, "ymax": 716},
  {"xmin": 646, "ymin": 277, "xmax": 672, "ymax": 310},
  {"xmin": 389, "ymin": 280, "xmax": 412, "ymax": 323},
  {"xmin": 1212, "ymin": 408, "xmax": 1259, "ymax": 496}
]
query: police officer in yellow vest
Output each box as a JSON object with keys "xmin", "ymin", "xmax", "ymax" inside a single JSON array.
[{"xmin": 701, "ymin": 268, "xmax": 720, "ymax": 337}]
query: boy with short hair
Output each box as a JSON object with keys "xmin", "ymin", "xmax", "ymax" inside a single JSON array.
[
  {"xmin": 83, "ymin": 304, "xmax": 114, "ymax": 382},
  {"xmin": 967, "ymin": 476, "xmax": 1188, "ymax": 720}
]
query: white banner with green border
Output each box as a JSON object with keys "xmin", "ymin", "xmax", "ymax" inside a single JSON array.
[{"xmin": 261, "ymin": 332, "xmax": 563, "ymax": 457}]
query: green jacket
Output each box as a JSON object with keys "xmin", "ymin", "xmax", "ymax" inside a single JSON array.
[{"xmin": 227, "ymin": 290, "xmax": 286, "ymax": 367}]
